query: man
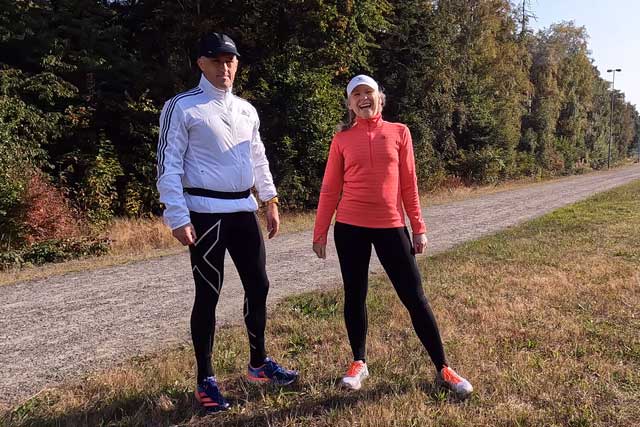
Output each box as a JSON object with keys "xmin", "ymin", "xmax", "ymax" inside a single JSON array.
[{"xmin": 156, "ymin": 32, "xmax": 298, "ymax": 413}]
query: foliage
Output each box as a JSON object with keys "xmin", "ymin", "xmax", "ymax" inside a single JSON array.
[
  {"xmin": 0, "ymin": 89, "xmax": 52, "ymax": 247},
  {"xmin": 78, "ymin": 138, "xmax": 124, "ymax": 226},
  {"xmin": 19, "ymin": 172, "xmax": 81, "ymax": 244},
  {"xmin": 0, "ymin": 237, "xmax": 110, "ymax": 270},
  {"xmin": 0, "ymin": 0, "xmax": 638, "ymax": 254},
  {"xmin": 453, "ymin": 147, "xmax": 508, "ymax": 184}
]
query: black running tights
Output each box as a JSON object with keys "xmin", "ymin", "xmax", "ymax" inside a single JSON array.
[
  {"xmin": 333, "ymin": 221, "xmax": 447, "ymax": 370},
  {"xmin": 189, "ymin": 211, "xmax": 269, "ymax": 383}
]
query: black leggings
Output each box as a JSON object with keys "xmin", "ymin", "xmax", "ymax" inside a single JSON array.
[
  {"xmin": 334, "ymin": 222, "xmax": 447, "ymax": 370},
  {"xmin": 189, "ymin": 211, "xmax": 269, "ymax": 383}
]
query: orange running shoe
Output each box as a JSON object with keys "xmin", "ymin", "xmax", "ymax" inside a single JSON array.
[
  {"xmin": 341, "ymin": 360, "xmax": 369, "ymax": 390},
  {"xmin": 437, "ymin": 366, "xmax": 473, "ymax": 397}
]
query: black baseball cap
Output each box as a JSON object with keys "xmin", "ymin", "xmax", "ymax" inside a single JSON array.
[{"xmin": 198, "ymin": 32, "xmax": 240, "ymax": 58}]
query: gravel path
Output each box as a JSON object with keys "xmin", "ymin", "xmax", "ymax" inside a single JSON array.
[{"xmin": 1, "ymin": 165, "xmax": 639, "ymax": 406}]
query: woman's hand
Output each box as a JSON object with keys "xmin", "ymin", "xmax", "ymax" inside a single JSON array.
[
  {"xmin": 413, "ymin": 233, "xmax": 427, "ymax": 254},
  {"xmin": 312, "ymin": 242, "xmax": 327, "ymax": 259}
]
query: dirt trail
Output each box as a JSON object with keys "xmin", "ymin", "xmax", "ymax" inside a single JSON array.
[{"xmin": 1, "ymin": 165, "xmax": 639, "ymax": 406}]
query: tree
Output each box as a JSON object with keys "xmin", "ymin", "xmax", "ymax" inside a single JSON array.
[{"xmin": 1, "ymin": 0, "xmax": 638, "ymax": 246}]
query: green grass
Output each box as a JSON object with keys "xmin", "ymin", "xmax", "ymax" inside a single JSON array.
[{"xmin": 3, "ymin": 181, "xmax": 640, "ymax": 426}]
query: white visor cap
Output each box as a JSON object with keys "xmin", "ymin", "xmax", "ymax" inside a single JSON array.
[{"xmin": 346, "ymin": 74, "xmax": 379, "ymax": 97}]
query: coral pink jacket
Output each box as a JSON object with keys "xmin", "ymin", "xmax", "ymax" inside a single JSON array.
[{"xmin": 313, "ymin": 114, "xmax": 426, "ymax": 245}]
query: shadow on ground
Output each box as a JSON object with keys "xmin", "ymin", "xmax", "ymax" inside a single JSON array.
[{"xmin": 2, "ymin": 377, "xmax": 465, "ymax": 427}]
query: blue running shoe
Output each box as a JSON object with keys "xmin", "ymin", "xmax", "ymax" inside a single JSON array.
[
  {"xmin": 247, "ymin": 357, "xmax": 299, "ymax": 385},
  {"xmin": 195, "ymin": 376, "xmax": 230, "ymax": 413}
]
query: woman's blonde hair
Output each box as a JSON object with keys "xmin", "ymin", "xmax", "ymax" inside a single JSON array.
[{"xmin": 338, "ymin": 89, "xmax": 386, "ymax": 132}]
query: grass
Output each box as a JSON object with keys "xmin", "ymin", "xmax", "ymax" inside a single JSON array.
[{"xmin": 3, "ymin": 179, "xmax": 639, "ymax": 426}]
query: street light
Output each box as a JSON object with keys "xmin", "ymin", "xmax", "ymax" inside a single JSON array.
[{"xmin": 606, "ymin": 68, "xmax": 622, "ymax": 169}]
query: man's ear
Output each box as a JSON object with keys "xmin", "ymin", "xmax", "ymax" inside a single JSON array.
[{"xmin": 196, "ymin": 56, "xmax": 204, "ymax": 72}]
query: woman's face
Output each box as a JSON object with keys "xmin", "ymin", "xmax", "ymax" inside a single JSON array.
[{"xmin": 348, "ymin": 84, "xmax": 381, "ymax": 119}]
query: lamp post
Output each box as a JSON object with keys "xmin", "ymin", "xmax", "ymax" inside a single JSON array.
[{"xmin": 607, "ymin": 68, "xmax": 621, "ymax": 169}]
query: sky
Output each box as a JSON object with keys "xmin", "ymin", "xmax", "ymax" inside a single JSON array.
[{"xmin": 530, "ymin": 0, "xmax": 640, "ymax": 107}]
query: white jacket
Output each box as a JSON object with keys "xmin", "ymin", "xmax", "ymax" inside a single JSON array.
[{"xmin": 156, "ymin": 75, "xmax": 277, "ymax": 230}]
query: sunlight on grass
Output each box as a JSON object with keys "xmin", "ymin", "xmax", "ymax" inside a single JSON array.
[{"xmin": 3, "ymin": 181, "xmax": 640, "ymax": 426}]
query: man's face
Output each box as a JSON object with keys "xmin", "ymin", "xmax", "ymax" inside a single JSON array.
[
  {"xmin": 197, "ymin": 53, "xmax": 238, "ymax": 90},
  {"xmin": 348, "ymin": 84, "xmax": 381, "ymax": 119}
]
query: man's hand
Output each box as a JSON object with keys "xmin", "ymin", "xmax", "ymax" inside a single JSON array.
[
  {"xmin": 172, "ymin": 223, "xmax": 197, "ymax": 246},
  {"xmin": 266, "ymin": 202, "xmax": 280, "ymax": 239},
  {"xmin": 312, "ymin": 242, "xmax": 326, "ymax": 259},
  {"xmin": 413, "ymin": 233, "xmax": 427, "ymax": 254}
]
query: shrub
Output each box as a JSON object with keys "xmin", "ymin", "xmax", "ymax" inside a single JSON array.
[
  {"xmin": 0, "ymin": 238, "xmax": 111, "ymax": 270},
  {"xmin": 0, "ymin": 145, "xmax": 29, "ymax": 246},
  {"xmin": 512, "ymin": 151, "xmax": 542, "ymax": 179},
  {"xmin": 20, "ymin": 173, "xmax": 82, "ymax": 244},
  {"xmin": 0, "ymin": 95, "xmax": 49, "ymax": 246},
  {"xmin": 79, "ymin": 138, "xmax": 124, "ymax": 227},
  {"xmin": 453, "ymin": 147, "xmax": 508, "ymax": 185}
]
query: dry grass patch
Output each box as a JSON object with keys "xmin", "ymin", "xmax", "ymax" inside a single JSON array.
[
  {"xmin": 4, "ymin": 181, "xmax": 640, "ymax": 426},
  {"xmin": 107, "ymin": 217, "xmax": 180, "ymax": 256}
]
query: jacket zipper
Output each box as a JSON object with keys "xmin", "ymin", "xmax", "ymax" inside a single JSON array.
[
  {"xmin": 226, "ymin": 95, "xmax": 242, "ymax": 190},
  {"xmin": 368, "ymin": 120, "xmax": 374, "ymax": 168}
]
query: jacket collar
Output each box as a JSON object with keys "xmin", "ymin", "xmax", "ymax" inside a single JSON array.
[
  {"xmin": 198, "ymin": 74, "xmax": 232, "ymax": 102},
  {"xmin": 355, "ymin": 113, "xmax": 383, "ymax": 128}
]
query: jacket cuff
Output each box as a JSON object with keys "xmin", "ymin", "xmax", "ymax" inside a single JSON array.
[
  {"xmin": 411, "ymin": 222, "xmax": 427, "ymax": 235},
  {"xmin": 312, "ymin": 234, "xmax": 327, "ymax": 245},
  {"xmin": 166, "ymin": 215, "xmax": 191, "ymax": 231}
]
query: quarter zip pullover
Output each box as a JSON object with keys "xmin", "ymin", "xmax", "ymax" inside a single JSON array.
[
  {"xmin": 156, "ymin": 75, "xmax": 277, "ymax": 230},
  {"xmin": 313, "ymin": 114, "xmax": 426, "ymax": 245}
]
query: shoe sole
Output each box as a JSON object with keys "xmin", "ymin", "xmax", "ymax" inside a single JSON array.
[
  {"xmin": 341, "ymin": 373, "xmax": 368, "ymax": 391},
  {"xmin": 435, "ymin": 377, "xmax": 473, "ymax": 398},
  {"xmin": 341, "ymin": 380, "xmax": 362, "ymax": 390},
  {"xmin": 247, "ymin": 375, "xmax": 297, "ymax": 386}
]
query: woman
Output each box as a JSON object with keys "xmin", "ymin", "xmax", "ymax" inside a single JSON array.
[{"xmin": 312, "ymin": 75, "xmax": 473, "ymax": 396}]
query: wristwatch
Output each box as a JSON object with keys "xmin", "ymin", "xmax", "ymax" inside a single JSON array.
[{"xmin": 265, "ymin": 196, "xmax": 279, "ymax": 206}]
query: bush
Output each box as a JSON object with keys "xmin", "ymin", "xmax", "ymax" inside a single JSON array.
[
  {"xmin": 0, "ymin": 95, "xmax": 49, "ymax": 246},
  {"xmin": 20, "ymin": 173, "xmax": 82, "ymax": 244},
  {"xmin": 0, "ymin": 145, "xmax": 29, "ymax": 246},
  {"xmin": 79, "ymin": 138, "xmax": 124, "ymax": 227},
  {"xmin": 512, "ymin": 151, "xmax": 542, "ymax": 178},
  {"xmin": 453, "ymin": 147, "xmax": 508, "ymax": 185},
  {"xmin": 555, "ymin": 136, "xmax": 581, "ymax": 173},
  {"xmin": 0, "ymin": 238, "xmax": 111, "ymax": 270}
]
